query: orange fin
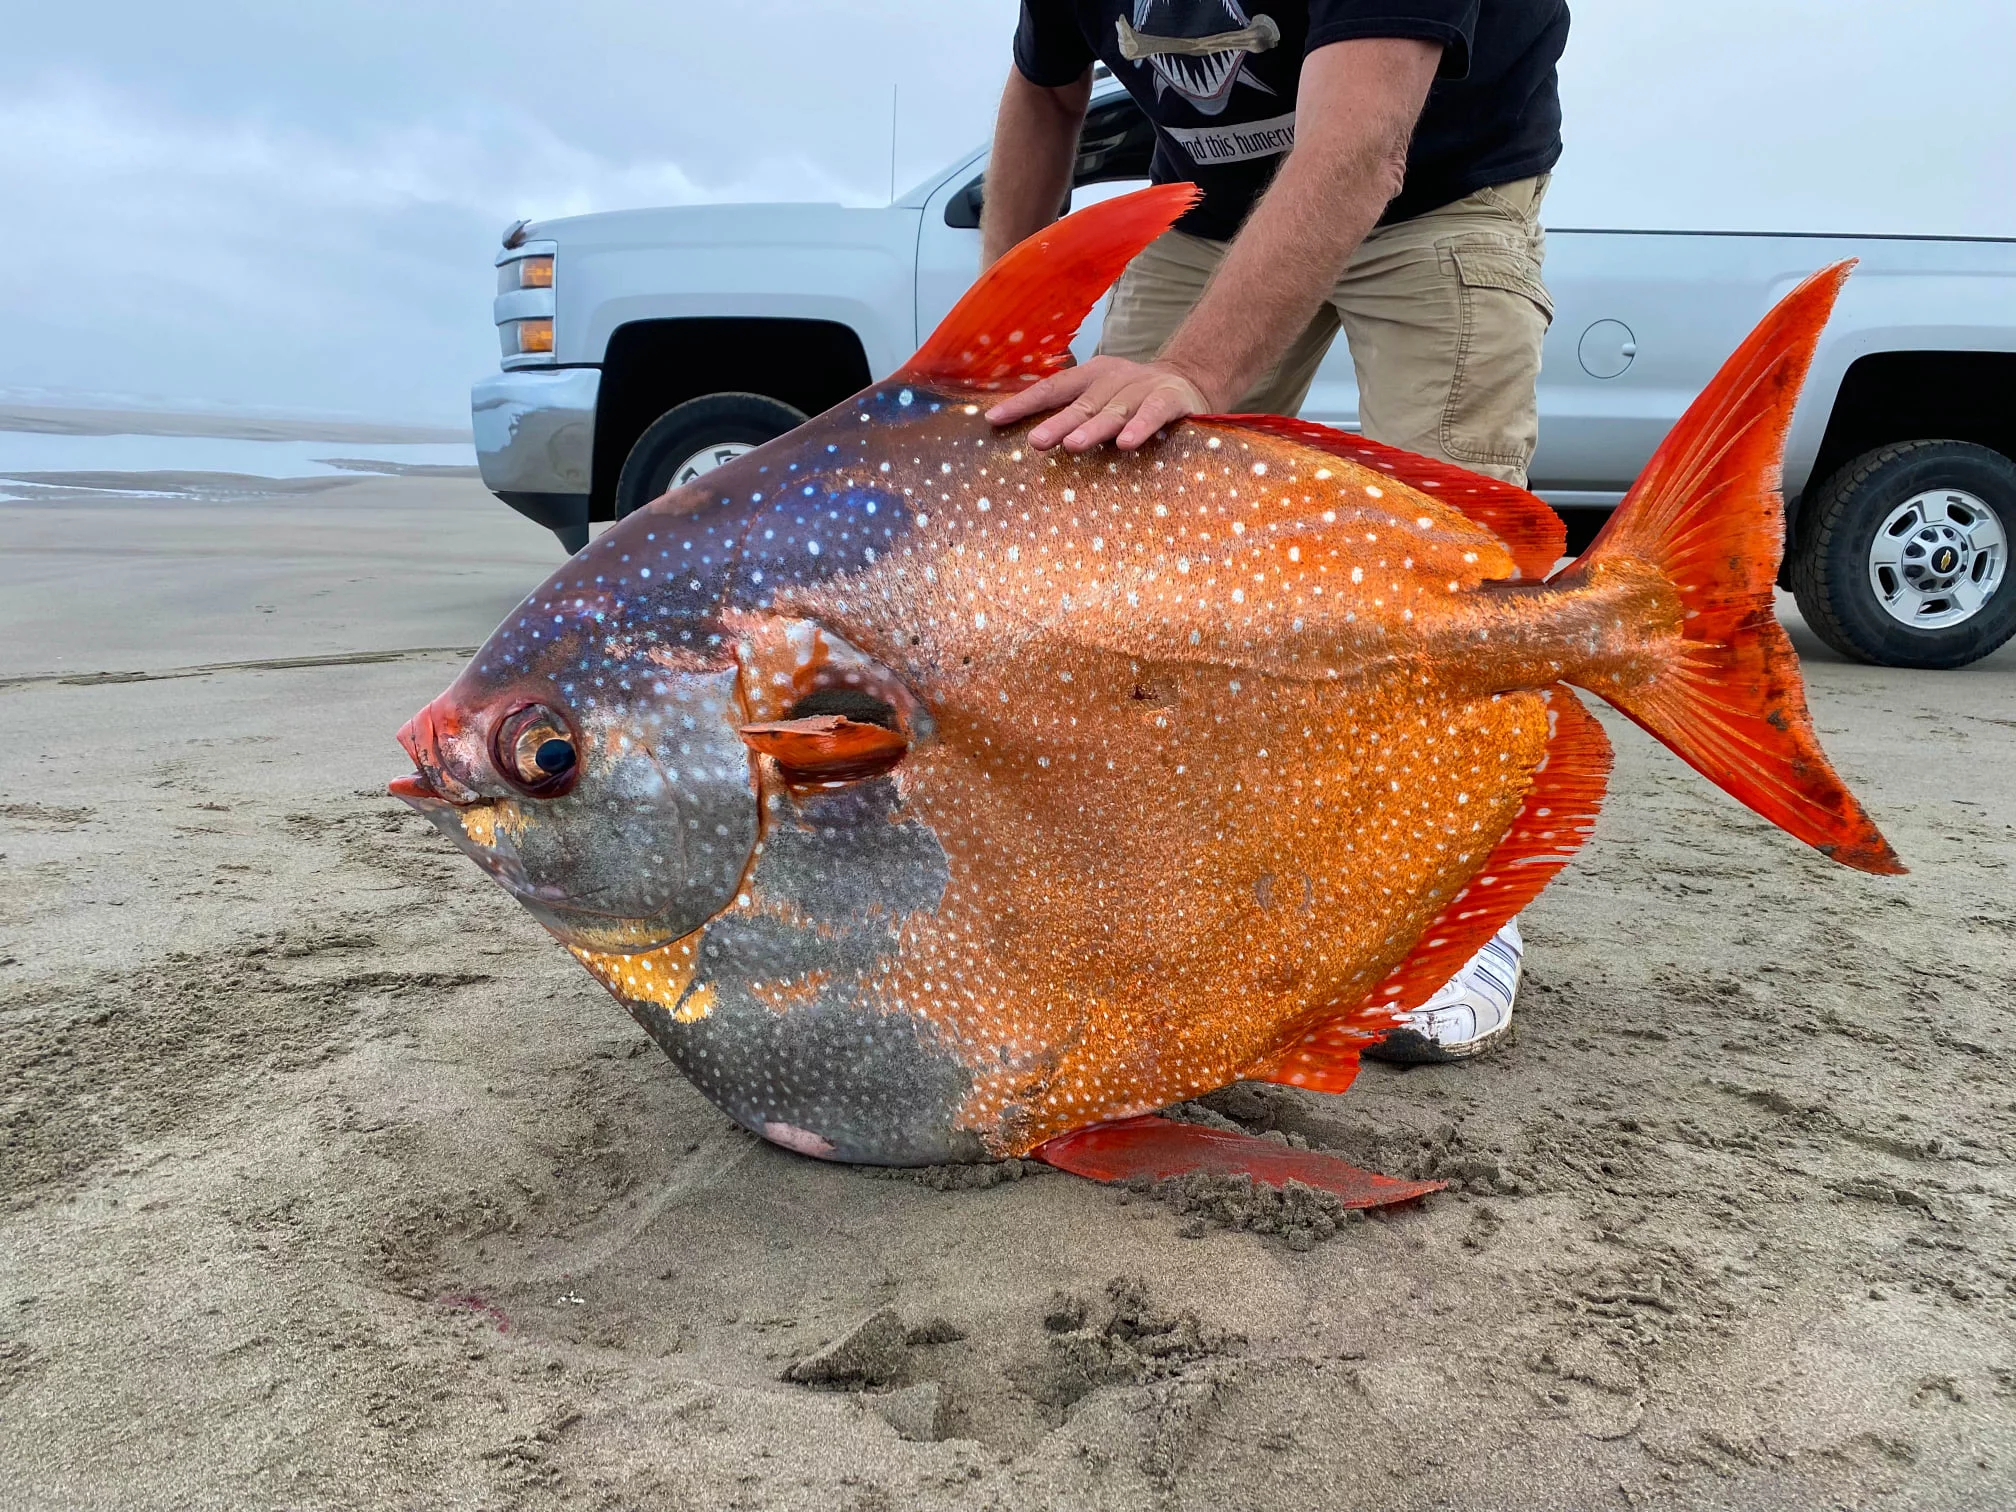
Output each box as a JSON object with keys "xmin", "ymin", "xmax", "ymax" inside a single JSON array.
[
  {"xmin": 1253, "ymin": 688, "xmax": 1611, "ymax": 1088},
  {"xmin": 1197, "ymin": 412, "xmax": 1567, "ymax": 580},
  {"xmin": 1569, "ymin": 262, "xmax": 1903, "ymax": 875},
  {"xmin": 1034, "ymin": 1115, "xmax": 1445, "ymax": 1210},
  {"xmin": 739, "ymin": 714, "xmax": 908, "ymax": 783},
  {"xmin": 898, "ymin": 183, "xmax": 1200, "ymax": 393}
]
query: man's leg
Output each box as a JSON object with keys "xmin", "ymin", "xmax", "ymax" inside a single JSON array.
[
  {"xmin": 1333, "ymin": 177, "xmax": 1553, "ymax": 1061},
  {"xmin": 1333, "ymin": 175, "xmax": 1551, "ymax": 484},
  {"xmin": 1097, "ymin": 229, "xmax": 1342, "ymax": 417}
]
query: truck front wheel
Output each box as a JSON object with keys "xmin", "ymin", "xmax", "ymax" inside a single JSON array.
[
  {"xmin": 614, "ymin": 393, "xmax": 808, "ymax": 520},
  {"xmin": 1790, "ymin": 439, "xmax": 2016, "ymax": 669}
]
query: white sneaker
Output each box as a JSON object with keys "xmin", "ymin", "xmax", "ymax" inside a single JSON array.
[{"xmin": 1365, "ymin": 920, "xmax": 1523, "ymax": 1065}]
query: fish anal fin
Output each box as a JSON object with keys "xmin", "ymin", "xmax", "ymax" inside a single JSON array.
[
  {"xmin": 1252, "ymin": 687, "xmax": 1611, "ymax": 1089},
  {"xmin": 1196, "ymin": 413, "xmax": 1567, "ymax": 580},
  {"xmin": 1251, "ymin": 1033, "xmax": 1367, "ymax": 1095},
  {"xmin": 1034, "ymin": 1115, "xmax": 1445, "ymax": 1210},
  {"xmin": 899, "ymin": 183, "xmax": 1200, "ymax": 393}
]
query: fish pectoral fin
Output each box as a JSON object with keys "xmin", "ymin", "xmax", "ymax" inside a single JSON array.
[
  {"xmin": 1034, "ymin": 1115, "xmax": 1444, "ymax": 1210},
  {"xmin": 738, "ymin": 714, "xmax": 909, "ymax": 783}
]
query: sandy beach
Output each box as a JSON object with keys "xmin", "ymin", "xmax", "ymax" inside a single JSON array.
[{"xmin": 3, "ymin": 470, "xmax": 2013, "ymax": 1510}]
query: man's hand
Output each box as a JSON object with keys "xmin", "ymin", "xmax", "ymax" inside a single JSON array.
[{"xmin": 984, "ymin": 355, "xmax": 1213, "ymax": 452}]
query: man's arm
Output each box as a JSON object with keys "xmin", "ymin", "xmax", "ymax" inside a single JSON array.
[
  {"xmin": 987, "ymin": 37, "xmax": 1441, "ymax": 451},
  {"xmin": 979, "ymin": 66, "xmax": 1094, "ymax": 269}
]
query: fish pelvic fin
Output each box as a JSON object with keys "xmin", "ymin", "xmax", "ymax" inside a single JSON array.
[
  {"xmin": 1252, "ymin": 687, "xmax": 1611, "ymax": 1088},
  {"xmin": 1567, "ymin": 261, "xmax": 1904, "ymax": 876},
  {"xmin": 1196, "ymin": 413, "xmax": 1567, "ymax": 580},
  {"xmin": 896, "ymin": 183, "xmax": 1200, "ymax": 393},
  {"xmin": 1034, "ymin": 1115, "xmax": 1445, "ymax": 1210}
]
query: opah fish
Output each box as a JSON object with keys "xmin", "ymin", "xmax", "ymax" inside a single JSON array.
[{"xmin": 393, "ymin": 186, "xmax": 1899, "ymax": 1205}]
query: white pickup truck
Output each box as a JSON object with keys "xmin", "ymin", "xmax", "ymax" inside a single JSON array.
[{"xmin": 473, "ymin": 84, "xmax": 2016, "ymax": 670}]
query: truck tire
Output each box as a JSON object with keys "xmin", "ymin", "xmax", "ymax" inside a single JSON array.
[
  {"xmin": 614, "ymin": 393, "xmax": 808, "ymax": 519},
  {"xmin": 1789, "ymin": 439, "xmax": 2016, "ymax": 669}
]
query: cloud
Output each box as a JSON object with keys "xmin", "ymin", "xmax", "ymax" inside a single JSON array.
[
  {"xmin": 0, "ymin": 75, "xmax": 884, "ymax": 421},
  {"xmin": 23, "ymin": 0, "xmax": 2003, "ymax": 425},
  {"xmin": 1, "ymin": 1, "xmax": 1025, "ymax": 422}
]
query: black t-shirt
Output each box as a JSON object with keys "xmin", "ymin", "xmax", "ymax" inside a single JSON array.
[{"xmin": 1014, "ymin": 1, "xmax": 1568, "ymax": 239}]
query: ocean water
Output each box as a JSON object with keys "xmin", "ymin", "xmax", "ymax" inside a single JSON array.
[{"xmin": 0, "ymin": 432, "xmax": 477, "ymax": 492}]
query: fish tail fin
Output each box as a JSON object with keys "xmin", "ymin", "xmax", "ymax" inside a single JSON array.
[{"xmin": 1568, "ymin": 261, "xmax": 1903, "ymax": 875}]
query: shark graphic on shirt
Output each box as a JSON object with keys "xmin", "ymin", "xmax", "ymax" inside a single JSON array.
[{"xmin": 1119, "ymin": 0, "xmax": 1280, "ymax": 117}]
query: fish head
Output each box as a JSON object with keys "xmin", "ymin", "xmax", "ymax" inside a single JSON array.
[
  {"xmin": 390, "ymin": 477, "xmax": 774, "ymax": 953},
  {"xmin": 391, "ymin": 641, "xmax": 753, "ymax": 955},
  {"xmin": 389, "ymin": 413, "xmax": 934, "ymax": 958}
]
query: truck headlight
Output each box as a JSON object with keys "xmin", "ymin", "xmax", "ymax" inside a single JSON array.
[
  {"xmin": 498, "ymin": 254, "xmax": 554, "ymax": 293},
  {"xmin": 495, "ymin": 237, "xmax": 558, "ymax": 367},
  {"xmin": 501, "ymin": 318, "xmax": 554, "ymax": 358}
]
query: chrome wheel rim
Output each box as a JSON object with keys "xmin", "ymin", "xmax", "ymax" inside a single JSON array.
[
  {"xmin": 1867, "ymin": 487, "xmax": 2007, "ymax": 630},
  {"xmin": 670, "ymin": 440, "xmax": 756, "ymax": 489}
]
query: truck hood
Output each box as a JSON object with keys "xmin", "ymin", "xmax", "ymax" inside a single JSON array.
[{"xmin": 518, "ymin": 201, "xmax": 921, "ymax": 254}]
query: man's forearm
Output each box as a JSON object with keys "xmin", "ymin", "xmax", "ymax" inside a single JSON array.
[
  {"xmin": 979, "ymin": 67, "xmax": 1092, "ymax": 267},
  {"xmin": 1161, "ymin": 38, "xmax": 1439, "ymax": 407}
]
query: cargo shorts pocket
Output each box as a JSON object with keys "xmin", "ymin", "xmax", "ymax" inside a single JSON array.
[
  {"xmin": 1450, "ymin": 245, "xmax": 1553, "ymax": 323},
  {"xmin": 1440, "ymin": 241, "xmax": 1553, "ymax": 472}
]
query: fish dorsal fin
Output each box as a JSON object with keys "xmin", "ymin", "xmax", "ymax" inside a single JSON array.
[
  {"xmin": 1250, "ymin": 687, "xmax": 1612, "ymax": 1092},
  {"xmin": 898, "ymin": 183, "xmax": 1200, "ymax": 393},
  {"xmin": 1198, "ymin": 413, "xmax": 1567, "ymax": 581}
]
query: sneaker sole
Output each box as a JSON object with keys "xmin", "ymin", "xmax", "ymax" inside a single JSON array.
[{"xmin": 1362, "ymin": 1015, "xmax": 1515, "ymax": 1067}]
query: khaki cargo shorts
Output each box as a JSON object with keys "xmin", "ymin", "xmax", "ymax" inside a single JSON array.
[{"xmin": 1097, "ymin": 175, "xmax": 1553, "ymax": 485}]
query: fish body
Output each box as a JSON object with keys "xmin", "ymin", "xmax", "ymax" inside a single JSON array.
[{"xmin": 395, "ymin": 187, "xmax": 1898, "ymax": 1172}]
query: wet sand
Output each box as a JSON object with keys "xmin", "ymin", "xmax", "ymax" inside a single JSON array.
[{"xmin": 3, "ymin": 474, "xmax": 2013, "ymax": 1510}]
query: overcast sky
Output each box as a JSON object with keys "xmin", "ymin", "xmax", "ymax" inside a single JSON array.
[{"xmin": 8, "ymin": 0, "xmax": 2010, "ymax": 426}]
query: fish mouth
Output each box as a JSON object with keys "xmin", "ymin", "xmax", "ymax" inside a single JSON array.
[{"xmin": 394, "ymin": 698, "xmax": 480, "ymax": 806}]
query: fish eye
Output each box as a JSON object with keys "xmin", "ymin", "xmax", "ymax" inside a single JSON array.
[{"xmin": 495, "ymin": 704, "xmax": 580, "ymax": 797}]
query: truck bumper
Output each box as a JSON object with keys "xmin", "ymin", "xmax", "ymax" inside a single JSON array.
[{"xmin": 471, "ymin": 367, "xmax": 601, "ymax": 552}]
